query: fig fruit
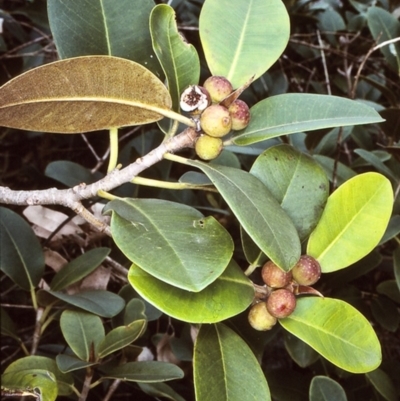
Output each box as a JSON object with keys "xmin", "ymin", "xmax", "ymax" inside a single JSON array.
[
  {"xmin": 261, "ymin": 261, "xmax": 292, "ymax": 288},
  {"xmin": 228, "ymin": 99, "xmax": 250, "ymax": 130},
  {"xmin": 292, "ymin": 255, "xmax": 321, "ymax": 286},
  {"xmin": 203, "ymin": 76, "xmax": 233, "ymax": 103},
  {"xmin": 266, "ymin": 289, "xmax": 296, "ymax": 319},
  {"xmin": 248, "ymin": 301, "xmax": 277, "ymax": 331},
  {"xmin": 200, "ymin": 104, "xmax": 232, "ymax": 137},
  {"xmin": 180, "ymin": 85, "xmax": 211, "ymax": 114},
  {"xmin": 195, "ymin": 134, "xmax": 223, "ymax": 160}
]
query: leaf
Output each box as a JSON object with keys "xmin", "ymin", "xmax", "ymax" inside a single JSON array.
[
  {"xmin": 284, "ymin": 332, "xmax": 319, "ymax": 368},
  {"xmin": 370, "ymin": 296, "xmax": 399, "ymax": 332},
  {"xmin": 307, "ymin": 173, "xmax": 393, "ymax": 272},
  {"xmin": 1, "ymin": 307, "xmax": 19, "ymax": 341},
  {"xmin": 280, "ymin": 297, "xmax": 381, "ymax": 373},
  {"xmin": 150, "ymin": 4, "xmax": 200, "ymax": 112},
  {"xmin": 104, "ymin": 361, "xmax": 184, "ymax": 382},
  {"xmin": 97, "ymin": 319, "xmax": 147, "ymax": 358},
  {"xmin": 377, "ymin": 280, "xmax": 400, "ymax": 304},
  {"xmin": 60, "ymin": 310, "xmax": 105, "ymax": 361},
  {"xmin": 395, "ymin": 247, "xmax": 400, "ymax": 291},
  {"xmin": 105, "ymin": 198, "xmax": 233, "ymax": 292},
  {"xmin": 2, "ymin": 356, "xmax": 73, "ymax": 397},
  {"xmin": 1, "ymin": 370, "xmax": 57, "ymax": 401},
  {"xmin": 56, "ymin": 355, "xmax": 97, "ymax": 373},
  {"xmin": 232, "ymin": 94, "xmax": 385, "ymax": 146},
  {"xmin": 250, "ymin": 144, "xmax": 329, "ymax": 240},
  {"xmin": 313, "ymin": 154, "xmax": 356, "ymax": 186},
  {"xmin": 309, "ymin": 376, "xmax": 347, "ymax": 401},
  {"xmin": 366, "ymin": 368, "xmax": 398, "ymax": 401},
  {"xmin": 379, "ymin": 215, "xmax": 400, "ymax": 245},
  {"xmin": 47, "ymin": 0, "xmax": 162, "ymax": 77},
  {"xmin": 38, "ymin": 290, "xmax": 125, "ymax": 318},
  {"xmin": 199, "ymin": 0, "xmax": 290, "ymax": 89},
  {"xmin": 128, "ymin": 260, "xmax": 254, "ymax": 323},
  {"xmin": 138, "ymin": 382, "xmax": 186, "ymax": 401},
  {"xmin": 186, "ymin": 161, "xmax": 301, "ymax": 271},
  {"xmin": 367, "ymin": 7, "xmax": 400, "ymax": 73},
  {"xmin": 0, "ymin": 56, "xmax": 172, "ymax": 133},
  {"xmin": 194, "ymin": 323, "xmax": 271, "ymax": 401},
  {"xmin": 0, "ymin": 207, "xmax": 45, "ymax": 290},
  {"xmin": 50, "ymin": 248, "xmax": 110, "ymax": 291}
]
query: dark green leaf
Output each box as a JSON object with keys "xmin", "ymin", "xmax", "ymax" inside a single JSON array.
[
  {"xmin": 370, "ymin": 296, "xmax": 399, "ymax": 332},
  {"xmin": 284, "ymin": 332, "xmax": 319, "ymax": 368},
  {"xmin": 366, "ymin": 368, "xmax": 398, "ymax": 401},
  {"xmin": 45, "ymin": 161, "xmax": 101, "ymax": 187},
  {"xmin": 309, "ymin": 376, "xmax": 347, "ymax": 401},
  {"xmin": 56, "ymin": 355, "xmax": 97, "ymax": 373},
  {"xmin": 1, "ymin": 307, "xmax": 19, "ymax": 341},
  {"xmin": 138, "ymin": 382, "xmax": 186, "ymax": 401}
]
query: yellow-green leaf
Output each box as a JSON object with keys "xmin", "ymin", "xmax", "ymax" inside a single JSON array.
[{"xmin": 0, "ymin": 56, "xmax": 172, "ymax": 133}]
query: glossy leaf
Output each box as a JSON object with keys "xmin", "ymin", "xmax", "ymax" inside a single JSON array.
[
  {"xmin": 60, "ymin": 310, "xmax": 105, "ymax": 361},
  {"xmin": 38, "ymin": 290, "xmax": 125, "ymax": 318},
  {"xmin": 309, "ymin": 376, "xmax": 347, "ymax": 401},
  {"xmin": 187, "ymin": 161, "xmax": 301, "ymax": 271},
  {"xmin": 250, "ymin": 144, "xmax": 329, "ymax": 240},
  {"xmin": 50, "ymin": 248, "xmax": 110, "ymax": 291},
  {"xmin": 194, "ymin": 323, "xmax": 271, "ymax": 401},
  {"xmin": 48, "ymin": 0, "xmax": 162, "ymax": 76},
  {"xmin": 379, "ymin": 215, "xmax": 400, "ymax": 245},
  {"xmin": 367, "ymin": 7, "xmax": 400, "ymax": 73},
  {"xmin": 232, "ymin": 94, "xmax": 384, "ymax": 146},
  {"xmin": 280, "ymin": 297, "xmax": 381, "ymax": 373},
  {"xmin": 105, "ymin": 198, "xmax": 233, "ymax": 292},
  {"xmin": 0, "ymin": 56, "xmax": 172, "ymax": 133},
  {"xmin": 307, "ymin": 173, "xmax": 393, "ymax": 272},
  {"xmin": 354, "ymin": 149, "xmax": 398, "ymax": 182},
  {"xmin": 367, "ymin": 368, "xmax": 398, "ymax": 401},
  {"xmin": 0, "ymin": 207, "xmax": 45, "ymax": 291},
  {"xmin": 56, "ymin": 355, "xmax": 97, "ymax": 373},
  {"xmin": 199, "ymin": 0, "xmax": 289, "ymax": 88},
  {"xmin": 128, "ymin": 260, "xmax": 254, "ymax": 324},
  {"xmin": 104, "ymin": 361, "xmax": 184, "ymax": 382},
  {"xmin": 2, "ymin": 356, "xmax": 73, "ymax": 396},
  {"xmin": 1, "ymin": 370, "xmax": 57, "ymax": 401},
  {"xmin": 150, "ymin": 4, "xmax": 200, "ymax": 112},
  {"xmin": 97, "ymin": 319, "xmax": 147, "ymax": 358}
]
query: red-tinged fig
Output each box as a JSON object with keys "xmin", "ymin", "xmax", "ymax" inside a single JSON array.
[
  {"xmin": 195, "ymin": 134, "xmax": 223, "ymax": 160},
  {"xmin": 228, "ymin": 99, "xmax": 250, "ymax": 130},
  {"xmin": 261, "ymin": 260, "xmax": 292, "ymax": 288},
  {"xmin": 203, "ymin": 76, "xmax": 233, "ymax": 103},
  {"xmin": 292, "ymin": 255, "xmax": 321, "ymax": 286},
  {"xmin": 248, "ymin": 301, "xmax": 277, "ymax": 331},
  {"xmin": 266, "ymin": 289, "xmax": 296, "ymax": 319},
  {"xmin": 180, "ymin": 85, "xmax": 211, "ymax": 115},
  {"xmin": 200, "ymin": 104, "xmax": 232, "ymax": 137}
]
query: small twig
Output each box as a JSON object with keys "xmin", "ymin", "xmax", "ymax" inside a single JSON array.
[
  {"xmin": 79, "ymin": 367, "xmax": 94, "ymax": 401},
  {"xmin": 102, "ymin": 379, "xmax": 122, "ymax": 401},
  {"xmin": 317, "ymin": 30, "xmax": 331, "ymax": 95}
]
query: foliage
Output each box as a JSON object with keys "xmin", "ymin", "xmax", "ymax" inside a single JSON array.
[{"xmin": 1, "ymin": 0, "xmax": 399, "ymax": 400}]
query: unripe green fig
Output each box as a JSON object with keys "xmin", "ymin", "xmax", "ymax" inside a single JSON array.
[
  {"xmin": 180, "ymin": 85, "xmax": 211, "ymax": 114},
  {"xmin": 248, "ymin": 301, "xmax": 277, "ymax": 331},
  {"xmin": 292, "ymin": 255, "xmax": 321, "ymax": 286},
  {"xmin": 200, "ymin": 104, "xmax": 232, "ymax": 137},
  {"xmin": 261, "ymin": 261, "xmax": 292, "ymax": 288},
  {"xmin": 266, "ymin": 289, "xmax": 296, "ymax": 318},
  {"xmin": 195, "ymin": 134, "xmax": 223, "ymax": 160},
  {"xmin": 203, "ymin": 76, "xmax": 233, "ymax": 103},
  {"xmin": 228, "ymin": 99, "xmax": 250, "ymax": 130}
]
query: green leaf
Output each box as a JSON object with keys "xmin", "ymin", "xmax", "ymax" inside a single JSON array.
[
  {"xmin": 395, "ymin": 247, "xmax": 400, "ymax": 291},
  {"xmin": 307, "ymin": 173, "xmax": 393, "ymax": 272},
  {"xmin": 150, "ymin": 4, "xmax": 200, "ymax": 112},
  {"xmin": 233, "ymin": 94, "xmax": 384, "ymax": 146},
  {"xmin": 194, "ymin": 323, "xmax": 271, "ymax": 401},
  {"xmin": 313, "ymin": 155, "xmax": 356, "ymax": 186},
  {"xmin": 370, "ymin": 296, "xmax": 399, "ymax": 332},
  {"xmin": 38, "ymin": 290, "xmax": 125, "ymax": 318},
  {"xmin": 47, "ymin": 0, "xmax": 162, "ymax": 77},
  {"xmin": 2, "ymin": 356, "xmax": 73, "ymax": 397},
  {"xmin": 128, "ymin": 260, "xmax": 254, "ymax": 323},
  {"xmin": 366, "ymin": 368, "xmax": 398, "ymax": 401},
  {"xmin": 0, "ymin": 56, "xmax": 172, "ymax": 133},
  {"xmin": 1, "ymin": 307, "xmax": 19, "ymax": 341},
  {"xmin": 50, "ymin": 248, "xmax": 110, "ymax": 291},
  {"xmin": 60, "ymin": 310, "xmax": 105, "ymax": 361},
  {"xmin": 1, "ymin": 370, "xmax": 57, "ymax": 401},
  {"xmin": 45, "ymin": 161, "xmax": 101, "ymax": 187},
  {"xmin": 97, "ymin": 319, "xmax": 147, "ymax": 358},
  {"xmin": 186, "ymin": 161, "xmax": 301, "ymax": 271},
  {"xmin": 56, "ymin": 355, "xmax": 97, "ymax": 373},
  {"xmin": 104, "ymin": 361, "xmax": 184, "ymax": 382},
  {"xmin": 379, "ymin": 215, "xmax": 400, "ymax": 245},
  {"xmin": 367, "ymin": 7, "xmax": 400, "ymax": 73},
  {"xmin": 138, "ymin": 382, "xmax": 186, "ymax": 401},
  {"xmin": 250, "ymin": 144, "xmax": 329, "ymax": 240},
  {"xmin": 280, "ymin": 297, "xmax": 381, "ymax": 373},
  {"xmin": 199, "ymin": 0, "xmax": 289, "ymax": 89},
  {"xmin": 284, "ymin": 332, "xmax": 319, "ymax": 368},
  {"xmin": 309, "ymin": 376, "xmax": 347, "ymax": 401},
  {"xmin": 0, "ymin": 207, "xmax": 45, "ymax": 290},
  {"xmin": 105, "ymin": 198, "xmax": 233, "ymax": 292},
  {"xmin": 377, "ymin": 280, "xmax": 400, "ymax": 304}
]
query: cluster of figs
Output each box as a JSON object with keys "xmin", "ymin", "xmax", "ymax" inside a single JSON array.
[
  {"xmin": 180, "ymin": 76, "xmax": 251, "ymax": 160},
  {"xmin": 249, "ymin": 255, "xmax": 322, "ymax": 331}
]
